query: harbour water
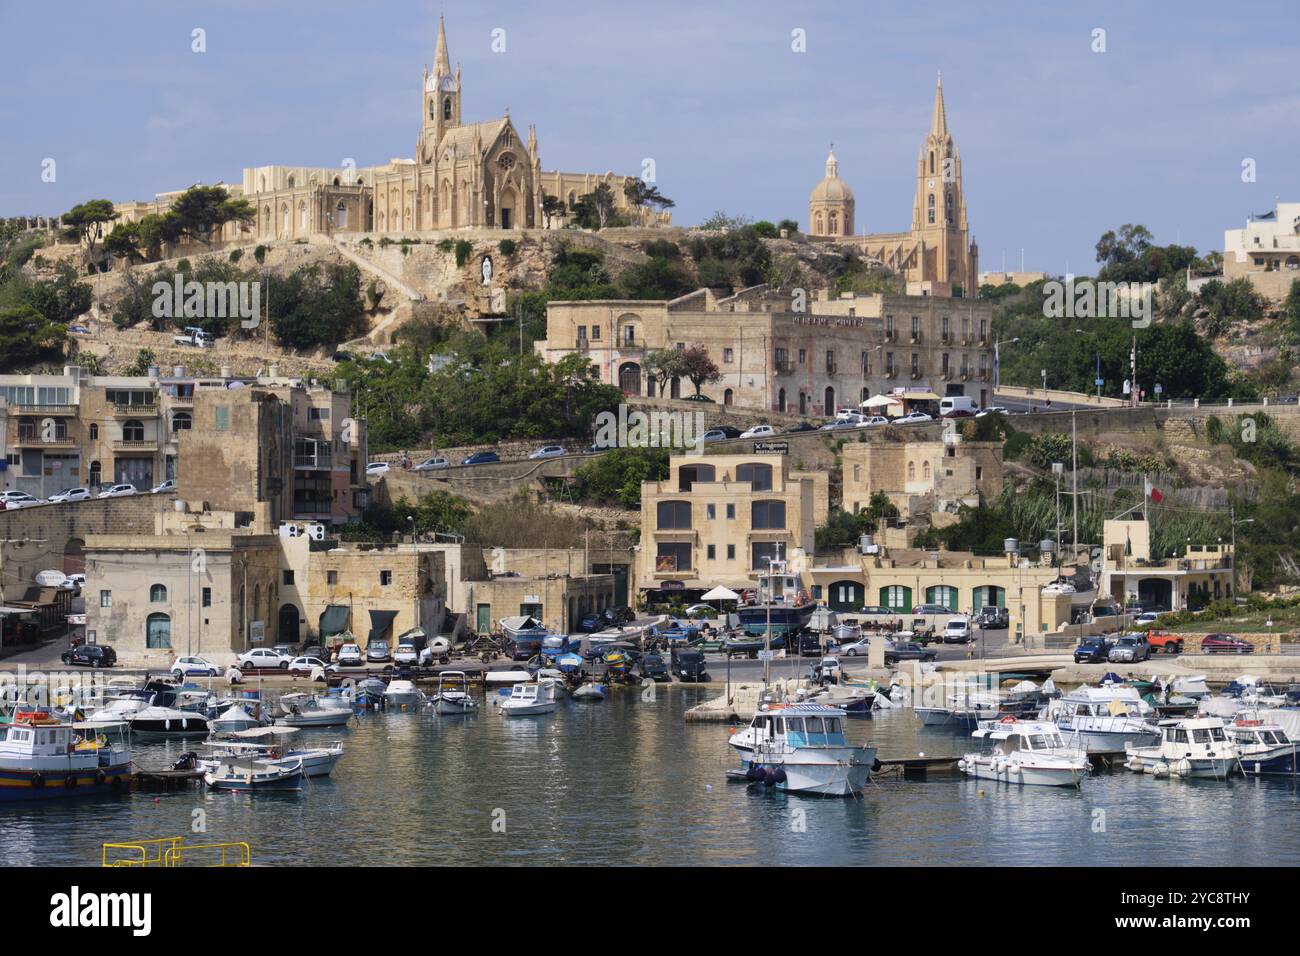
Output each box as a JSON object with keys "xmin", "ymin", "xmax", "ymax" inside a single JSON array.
[{"xmin": 6, "ymin": 687, "xmax": 1300, "ymax": 866}]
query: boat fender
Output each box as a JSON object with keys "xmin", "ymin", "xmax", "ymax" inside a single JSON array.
[
  {"xmin": 746, "ymin": 765, "xmax": 764, "ymax": 782},
  {"xmin": 773, "ymin": 768, "xmax": 787, "ymax": 784},
  {"xmin": 95, "ymin": 770, "xmax": 107, "ymax": 786},
  {"xmin": 763, "ymin": 768, "xmax": 777, "ymax": 786},
  {"xmin": 31, "ymin": 772, "xmax": 45, "ymax": 788},
  {"xmin": 1008, "ymin": 763, "xmax": 1021, "ymax": 775},
  {"xmin": 871, "ymin": 758, "xmax": 882, "ymax": 773}
]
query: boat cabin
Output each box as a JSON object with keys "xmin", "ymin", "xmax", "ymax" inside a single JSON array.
[
  {"xmin": 973, "ymin": 720, "xmax": 1071, "ymax": 753},
  {"xmin": 747, "ymin": 705, "xmax": 848, "ymax": 747},
  {"xmin": 0, "ymin": 713, "xmax": 76, "ymax": 756},
  {"xmin": 1226, "ymin": 720, "xmax": 1290, "ymax": 748},
  {"xmin": 755, "ymin": 560, "xmax": 805, "ymax": 608}
]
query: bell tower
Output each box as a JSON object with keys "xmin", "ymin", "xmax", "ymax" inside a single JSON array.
[
  {"xmin": 911, "ymin": 72, "xmax": 974, "ymax": 289},
  {"xmin": 420, "ymin": 16, "xmax": 460, "ymax": 161}
]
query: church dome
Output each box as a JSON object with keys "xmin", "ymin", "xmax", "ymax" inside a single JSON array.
[{"xmin": 810, "ymin": 148, "xmax": 854, "ymax": 204}]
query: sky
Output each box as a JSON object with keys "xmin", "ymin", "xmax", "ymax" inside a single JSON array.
[{"xmin": 1, "ymin": 0, "xmax": 1297, "ymax": 276}]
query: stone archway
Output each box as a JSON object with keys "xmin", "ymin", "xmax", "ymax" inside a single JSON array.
[
  {"xmin": 278, "ymin": 604, "xmax": 301, "ymax": 644},
  {"xmin": 618, "ymin": 362, "xmax": 641, "ymax": 395}
]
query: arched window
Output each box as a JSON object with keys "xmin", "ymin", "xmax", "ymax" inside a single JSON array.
[
  {"xmin": 171, "ymin": 411, "xmax": 192, "ymax": 434},
  {"xmin": 88, "ymin": 424, "xmax": 98, "ymax": 440},
  {"xmin": 567, "ymin": 192, "xmax": 576, "ymax": 209},
  {"xmin": 89, "ymin": 461, "xmax": 101, "ymax": 489},
  {"xmin": 336, "ymin": 201, "xmax": 348, "ymax": 228},
  {"xmin": 656, "ymin": 501, "xmax": 692, "ymax": 529},
  {"xmin": 443, "ymin": 97, "xmax": 452, "ymax": 120},
  {"xmin": 907, "ymin": 461, "xmax": 916, "ymax": 481},
  {"xmin": 925, "ymin": 585, "xmax": 958, "ymax": 611},
  {"xmin": 923, "ymin": 461, "xmax": 931, "ymax": 481},
  {"xmin": 429, "ymin": 99, "xmax": 436, "ymax": 120},
  {"xmin": 929, "ymin": 151, "xmax": 935, "ymax": 175},
  {"xmin": 287, "ymin": 174, "xmax": 295, "ymax": 188},
  {"xmin": 145, "ymin": 612, "xmax": 171, "ymax": 649},
  {"xmin": 299, "ymin": 201, "xmax": 308, "ymax": 229},
  {"xmin": 123, "ymin": 419, "xmax": 144, "ymax": 442},
  {"xmin": 150, "ymin": 584, "xmax": 167, "ymax": 603},
  {"xmin": 881, "ymin": 585, "xmax": 912, "ymax": 613},
  {"xmin": 813, "ymin": 212, "xmax": 823, "ymax": 235},
  {"xmin": 828, "ymin": 212, "xmax": 838, "ymax": 234},
  {"xmin": 927, "ymin": 193, "xmax": 936, "ymax": 225}
]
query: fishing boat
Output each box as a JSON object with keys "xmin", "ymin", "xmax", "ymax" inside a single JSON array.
[
  {"xmin": 1124, "ymin": 716, "xmax": 1238, "ymax": 779},
  {"xmin": 555, "ymin": 652, "xmax": 585, "ymax": 678},
  {"xmin": 0, "ymin": 711, "xmax": 131, "ymax": 801},
  {"xmin": 499, "ymin": 679, "xmax": 559, "ymax": 717},
  {"xmin": 203, "ymin": 757, "xmax": 304, "ymax": 792},
  {"xmin": 572, "ymin": 682, "xmax": 607, "ymax": 702},
  {"xmin": 1048, "ymin": 685, "xmax": 1160, "ymax": 756},
  {"xmin": 728, "ymin": 703, "xmax": 877, "ymax": 797},
  {"xmin": 383, "ymin": 680, "xmax": 422, "ymax": 709},
  {"xmin": 915, "ymin": 706, "xmax": 956, "ymax": 726},
  {"xmin": 960, "ymin": 719, "xmax": 1090, "ymax": 787},
  {"xmin": 1226, "ymin": 717, "xmax": 1298, "ymax": 776},
  {"xmin": 736, "ymin": 559, "xmax": 816, "ymax": 641},
  {"xmin": 128, "ymin": 706, "xmax": 210, "ymax": 738},
  {"xmin": 273, "ymin": 693, "xmax": 354, "ymax": 728},
  {"xmin": 195, "ymin": 726, "xmax": 343, "ymax": 778},
  {"xmin": 431, "ymin": 671, "xmax": 478, "ymax": 715}
]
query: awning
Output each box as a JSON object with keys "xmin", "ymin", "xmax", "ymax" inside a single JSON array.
[
  {"xmin": 368, "ymin": 609, "xmax": 399, "ymax": 643},
  {"xmin": 701, "ymin": 586, "xmax": 740, "ymax": 601},
  {"xmin": 319, "ymin": 605, "xmax": 350, "ymax": 638},
  {"xmin": 901, "ymin": 391, "xmax": 940, "ymax": 401},
  {"xmin": 859, "ymin": 394, "xmax": 894, "ymax": 408}
]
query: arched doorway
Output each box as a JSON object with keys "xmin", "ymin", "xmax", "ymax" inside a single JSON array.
[
  {"xmin": 63, "ymin": 537, "xmax": 85, "ymax": 575},
  {"xmin": 778, "ymin": 388, "xmax": 786, "ymax": 412},
  {"xmin": 278, "ymin": 604, "xmax": 301, "ymax": 644},
  {"xmin": 723, "ymin": 388, "xmax": 734, "ymax": 406},
  {"xmin": 799, "ymin": 392, "xmax": 807, "ymax": 415},
  {"xmin": 618, "ymin": 362, "xmax": 641, "ymax": 395},
  {"xmin": 824, "ymin": 386, "xmax": 835, "ymax": 415},
  {"xmin": 925, "ymin": 585, "xmax": 959, "ymax": 611},
  {"xmin": 828, "ymin": 580, "xmax": 864, "ymax": 611},
  {"xmin": 499, "ymin": 185, "xmax": 518, "ymax": 230},
  {"xmin": 972, "ymin": 585, "xmax": 1005, "ymax": 610},
  {"xmin": 146, "ymin": 613, "xmax": 172, "ymax": 650},
  {"xmin": 670, "ymin": 377, "xmax": 681, "ymax": 399}
]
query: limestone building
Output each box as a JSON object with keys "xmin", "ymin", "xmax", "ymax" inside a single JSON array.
[
  {"xmin": 808, "ymin": 75, "xmax": 979, "ymax": 296},
  {"xmin": 1219, "ymin": 201, "xmax": 1300, "ymax": 302},
  {"xmin": 841, "ymin": 437, "xmax": 1003, "ymax": 520},
  {"xmin": 112, "ymin": 17, "xmax": 662, "ymax": 242}
]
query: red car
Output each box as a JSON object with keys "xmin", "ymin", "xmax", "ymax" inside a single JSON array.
[{"xmin": 1200, "ymin": 633, "xmax": 1254, "ymax": 655}]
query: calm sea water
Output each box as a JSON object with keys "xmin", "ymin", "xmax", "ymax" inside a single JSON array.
[{"xmin": 6, "ymin": 687, "xmax": 1300, "ymax": 866}]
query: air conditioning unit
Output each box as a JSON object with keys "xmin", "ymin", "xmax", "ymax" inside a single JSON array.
[
  {"xmin": 278, "ymin": 522, "xmax": 302, "ymax": 538},
  {"xmin": 306, "ymin": 522, "xmax": 326, "ymax": 541}
]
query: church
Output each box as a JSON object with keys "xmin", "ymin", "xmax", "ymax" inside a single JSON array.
[
  {"xmin": 114, "ymin": 17, "xmax": 660, "ymax": 240},
  {"xmin": 808, "ymin": 74, "xmax": 978, "ymax": 296}
]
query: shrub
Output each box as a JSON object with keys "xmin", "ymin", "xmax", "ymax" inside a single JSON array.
[
  {"xmin": 498, "ymin": 238, "xmax": 517, "ymax": 257},
  {"xmin": 454, "ymin": 239, "xmax": 473, "ymax": 268},
  {"xmin": 253, "ymin": 245, "xmax": 267, "ymax": 264}
]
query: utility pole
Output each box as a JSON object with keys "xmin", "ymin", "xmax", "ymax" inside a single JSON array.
[
  {"xmin": 1071, "ymin": 409, "xmax": 1079, "ymax": 559},
  {"xmin": 1130, "ymin": 335, "xmax": 1138, "ymax": 408}
]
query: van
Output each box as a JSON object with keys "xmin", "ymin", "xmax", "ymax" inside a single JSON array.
[
  {"xmin": 942, "ymin": 616, "xmax": 972, "ymax": 644},
  {"xmin": 939, "ymin": 396, "xmax": 979, "ymax": 418}
]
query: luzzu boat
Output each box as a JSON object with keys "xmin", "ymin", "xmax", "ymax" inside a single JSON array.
[{"xmin": 0, "ymin": 711, "xmax": 131, "ymax": 801}]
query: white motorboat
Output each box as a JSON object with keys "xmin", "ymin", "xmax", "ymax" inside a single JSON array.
[
  {"xmin": 1226, "ymin": 717, "xmax": 1298, "ymax": 776},
  {"xmin": 1170, "ymin": 675, "xmax": 1209, "ymax": 700},
  {"xmin": 199, "ymin": 726, "xmax": 343, "ymax": 778},
  {"xmin": 203, "ymin": 757, "xmax": 304, "ymax": 792},
  {"xmin": 383, "ymin": 680, "xmax": 422, "ymax": 709},
  {"xmin": 728, "ymin": 703, "xmax": 876, "ymax": 797},
  {"xmin": 1048, "ymin": 685, "xmax": 1159, "ymax": 756},
  {"xmin": 961, "ymin": 719, "xmax": 1090, "ymax": 786},
  {"xmin": 571, "ymin": 682, "xmax": 606, "ymax": 701},
  {"xmin": 211, "ymin": 703, "xmax": 263, "ymax": 733},
  {"xmin": 500, "ymin": 679, "xmax": 559, "ymax": 717},
  {"xmin": 273, "ymin": 693, "xmax": 354, "ymax": 728},
  {"xmin": 431, "ymin": 671, "xmax": 478, "ymax": 715},
  {"xmin": 128, "ymin": 706, "xmax": 211, "ymax": 738},
  {"xmin": 1124, "ymin": 716, "xmax": 1238, "ymax": 779}
]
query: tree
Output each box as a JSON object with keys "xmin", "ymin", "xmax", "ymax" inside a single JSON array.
[
  {"xmin": 585, "ymin": 183, "xmax": 617, "ymax": 229},
  {"xmin": 643, "ymin": 348, "xmax": 687, "ymax": 397},
  {"xmin": 541, "ymin": 194, "xmax": 566, "ymax": 229},
  {"xmin": 623, "ymin": 180, "xmax": 675, "ymax": 224},
  {"xmin": 102, "ymin": 221, "xmax": 144, "ymax": 263},
  {"xmin": 1198, "ymin": 277, "xmax": 1265, "ymax": 338},
  {"xmin": 679, "ymin": 345, "xmax": 720, "ymax": 396},
  {"xmin": 699, "ymin": 211, "xmax": 753, "ymax": 231},
  {"xmin": 1095, "ymin": 223, "xmax": 1153, "ymax": 271},
  {"xmin": 60, "ymin": 199, "xmax": 118, "ymax": 270},
  {"xmin": 0, "ymin": 303, "xmax": 66, "ymax": 372},
  {"xmin": 618, "ymin": 257, "xmax": 695, "ymax": 299},
  {"xmin": 165, "ymin": 185, "xmax": 255, "ymax": 247}
]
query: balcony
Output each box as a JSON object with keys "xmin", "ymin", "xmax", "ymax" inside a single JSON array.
[
  {"xmin": 774, "ymin": 358, "xmax": 796, "ymax": 375},
  {"xmin": 574, "ymin": 338, "xmax": 591, "ymax": 351},
  {"xmin": 294, "ymin": 452, "xmax": 333, "ymax": 470},
  {"xmin": 911, "ymin": 368, "xmax": 925, "ymax": 380},
  {"xmin": 941, "ymin": 333, "xmax": 952, "ymax": 345},
  {"xmin": 13, "ymin": 404, "xmax": 77, "ymax": 416},
  {"xmin": 113, "ymin": 439, "xmax": 159, "ymax": 453},
  {"xmin": 910, "ymin": 331, "xmax": 923, "ymax": 344},
  {"xmin": 941, "ymin": 368, "xmax": 953, "ymax": 381},
  {"xmin": 884, "ymin": 330, "xmax": 897, "ymax": 343},
  {"xmin": 12, "ymin": 433, "xmax": 75, "ymax": 448},
  {"xmin": 960, "ymin": 370, "xmax": 971, "ymax": 381},
  {"xmin": 112, "ymin": 403, "xmax": 158, "ymax": 418},
  {"xmin": 825, "ymin": 362, "xmax": 837, "ymax": 375},
  {"xmin": 884, "ymin": 368, "xmax": 898, "ymax": 379}
]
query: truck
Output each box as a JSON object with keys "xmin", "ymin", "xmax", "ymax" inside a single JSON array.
[
  {"xmin": 173, "ymin": 326, "xmax": 214, "ymax": 348},
  {"xmin": 1143, "ymin": 629, "xmax": 1186, "ymax": 655}
]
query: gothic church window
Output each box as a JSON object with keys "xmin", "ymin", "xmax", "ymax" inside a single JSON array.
[{"xmin": 443, "ymin": 98, "xmax": 452, "ymax": 120}]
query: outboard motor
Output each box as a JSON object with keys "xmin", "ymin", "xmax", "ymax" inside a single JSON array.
[{"xmin": 172, "ymin": 752, "xmax": 199, "ymax": 771}]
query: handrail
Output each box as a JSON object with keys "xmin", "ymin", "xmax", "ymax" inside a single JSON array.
[{"xmin": 102, "ymin": 836, "xmax": 251, "ymax": 867}]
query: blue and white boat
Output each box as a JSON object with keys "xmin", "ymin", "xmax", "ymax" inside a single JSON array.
[
  {"xmin": 1048, "ymin": 685, "xmax": 1159, "ymax": 756},
  {"xmin": 728, "ymin": 703, "xmax": 876, "ymax": 797},
  {"xmin": 1227, "ymin": 717, "xmax": 1298, "ymax": 775},
  {"xmin": 0, "ymin": 711, "xmax": 131, "ymax": 801},
  {"xmin": 736, "ymin": 560, "xmax": 815, "ymax": 640}
]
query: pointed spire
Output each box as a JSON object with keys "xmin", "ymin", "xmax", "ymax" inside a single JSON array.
[
  {"xmin": 825, "ymin": 144, "xmax": 838, "ymax": 179},
  {"xmin": 930, "ymin": 70, "xmax": 948, "ymax": 137},
  {"xmin": 434, "ymin": 15, "xmax": 451, "ymax": 77}
]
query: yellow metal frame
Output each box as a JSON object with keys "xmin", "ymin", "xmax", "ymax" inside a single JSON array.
[{"xmin": 103, "ymin": 837, "xmax": 251, "ymax": 867}]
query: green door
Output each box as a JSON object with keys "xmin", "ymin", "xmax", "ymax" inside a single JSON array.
[
  {"xmin": 476, "ymin": 603, "xmax": 492, "ymax": 634},
  {"xmin": 881, "ymin": 585, "xmax": 913, "ymax": 614},
  {"xmin": 972, "ymin": 586, "xmax": 1005, "ymax": 611}
]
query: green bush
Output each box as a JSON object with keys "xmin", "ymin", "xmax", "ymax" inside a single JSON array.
[
  {"xmin": 253, "ymin": 245, "xmax": 267, "ymax": 264},
  {"xmin": 498, "ymin": 238, "xmax": 517, "ymax": 257},
  {"xmin": 454, "ymin": 239, "xmax": 473, "ymax": 268}
]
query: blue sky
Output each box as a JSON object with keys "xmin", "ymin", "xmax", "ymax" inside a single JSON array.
[{"xmin": 2, "ymin": 0, "xmax": 1297, "ymax": 275}]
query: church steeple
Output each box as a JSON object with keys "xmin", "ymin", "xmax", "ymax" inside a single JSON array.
[
  {"xmin": 434, "ymin": 15, "xmax": 451, "ymax": 77},
  {"xmin": 825, "ymin": 145, "xmax": 839, "ymax": 179},
  {"xmin": 930, "ymin": 71, "xmax": 948, "ymax": 138},
  {"xmin": 911, "ymin": 71, "xmax": 975, "ymax": 290},
  {"xmin": 420, "ymin": 15, "xmax": 461, "ymax": 161}
]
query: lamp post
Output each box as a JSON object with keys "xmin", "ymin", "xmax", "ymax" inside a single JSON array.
[{"xmin": 992, "ymin": 336, "xmax": 1019, "ymax": 390}]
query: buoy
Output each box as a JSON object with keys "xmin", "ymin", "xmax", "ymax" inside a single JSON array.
[
  {"xmin": 978, "ymin": 789, "xmax": 985, "ymax": 796},
  {"xmin": 763, "ymin": 768, "xmax": 778, "ymax": 786},
  {"xmin": 773, "ymin": 768, "xmax": 787, "ymax": 784}
]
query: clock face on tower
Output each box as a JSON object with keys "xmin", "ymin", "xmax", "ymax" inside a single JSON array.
[{"xmin": 927, "ymin": 179, "xmax": 935, "ymax": 189}]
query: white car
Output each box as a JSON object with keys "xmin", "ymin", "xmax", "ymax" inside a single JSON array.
[
  {"xmin": 336, "ymin": 643, "xmax": 364, "ymax": 667},
  {"xmin": 287, "ymin": 656, "xmax": 335, "ymax": 676},
  {"xmin": 97, "ymin": 484, "xmax": 138, "ymax": 498},
  {"xmin": 0, "ymin": 491, "xmax": 43, "ymax": 509},
  {"xmin": 740, "ymin": 424, "xmax": 776, "ymax": 439},
  {"xmin": 48, "ymin": 487, "xmax": 91, "ymax": 504},
  {"xmin": 64, "ymin": 573, "xmax": 86, "ymax": 591},
  {"xmin": 393, "ymin": 643, "xmax": 419, "ymax": 665},
  {"xmin": 976, "ymin": 406, "xmax": 1010, "ymax": 418},
  {"xmin": 860, "ymin": 416, "xmax": 890, "ymax": 427},
  {"xmin": 839, "ymin": 636, "xmax": 872, "ymax": 656},
  {"xmin": 821, "ymin": 419, "xmax": 861, "ymax": 431},
  {"xmin": 528, "ymin": 445, "xmax": 566, "ymax": 460},
  {"xmin": 701, "ymin": 429, "xmax": 729, "ymax": 443},
  {"xmin": 171, "ymin": 656, "xmax": 221, "ymax": 678},
  {"xmin": 413, "ymin": 456, "xmax": 450, "ymax": 472},
  {"xmin": 894, "ymin": 412, "xmax": 933, "ymax": 425},
  {"xmin": 237, "ymin": 647, "xmax": 290, "ymax": 670},
  {"xmin": 151, "ymin": 478, "xmax": 176, "ymax": 494},
  {"xmin": 1133, "ymin": 611, "xmax": 1162, "ymax": 628},
  {"xmin": 365, "ymin": 462, "xmax": 390, "ymax": 478}
]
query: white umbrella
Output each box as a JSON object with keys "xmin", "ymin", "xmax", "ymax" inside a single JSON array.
[
  {"xmin": 860, "ymin": 394, "xmax": 894, "ymax": 408},
  {"xmin": 701, "ymin": 586, "xmax": 740, "ymax": 601}
]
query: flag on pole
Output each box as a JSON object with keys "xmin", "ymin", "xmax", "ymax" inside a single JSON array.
[{"xmin": 1144, "ymin": 478, "xmax": 1163, "ymax": 503}]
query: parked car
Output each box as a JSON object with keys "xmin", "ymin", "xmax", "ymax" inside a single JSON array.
[
  {"xmin": 1133, "ymin": 611, "xmax": 1162, "ymax": 628},
  {"xmin": 942, "ymin": 616, "xmax": 972, "ymax": 644},
  {"xmin": 64, "ymin": 573, "xmax": 86, "ymax": 591},
  {"xmin": 701, "ymin": 429, "xmax": 730, "ymax": 443},
  {"xmin": 61, "ymin": 644, "xmax": 116, "ymax": 668},
  {"xmin": 365, "ymin": 461, "xmax": 390, "ymax": 478},
  {"xmin": 461, "ymin": 451, "xmax": 500, "ymax": 466},
  {"xmin": 171, "ymin": 656, "xmax": 221, "ymax": 677},
  {"xmin": 740, "ymin": 424, "xmax": 777, "ymax": 439},
  {"xmin": 975, "ymin": 406, "xmax": 1009, "ymax": 418},
  {"xmin": 1201, "ymin": 633, "xmax": 1254, "ymax": 655},
  {"xmin": 820, "ymin": 419, "xmax": 860, "ymax": 431},
  {"xmin": 638, "ymin": 653, "xmax": 671, "ymax": 682},
  {"xmin": 149, "ymin": 478, "xmax": 176, "ymax": 494},
  {"xmin": 894, "ymin": 412, "xmax": 933, "ymax": 424},
  {"xmin": 528, "ymin": 445, "xmax": 566, "ymax": 460},
  {"xmin": 1144, "ymin": 630, "xmax": 1185, "ymax": 654},
  {"xmin": 882, "ymin": 640, "xmax": 938, "ymax": 666},
  {"xmin": 237, "ymin": 648, "xmax": 290, "ymax": 670},
  {"xmin": 336, "ymin": 643, "xmax": 364, "ymax": 666},
  {"xmin": 1107, "ymin": 634, "xmax": 1151, "ymax": 663},
  {"xmin": 683, "ymin": 603, "xmax": 718, "ymax": 619},
  {"xmin": 602, "ymin": 606, "xmax": 636, "ymax": 628},
  {"xmin": 682, "ymin": 393, "xmax": 714, "ymax": 403},
  {"xmin": 860, "ymin": 415, "xmax": 890, "ymax": 427},
  {"xmin": 0, "ymin": 491, "xmax": 43, "ymax": 508},
  {"xmin": 68, "ymin": 324, "xmax": 91, "ymax": 335},
  {"xmin": 97, "ymin": 484, "xmax": 138, "ymax": 498},
  {"xmin": 393, "ymin": 643, "xmax": 419, "ymax": 665},
  {"xmin": 784, "ymin": 422, "xmax": 817, "ymax": 433},
  {"xmin": 366, "ymin": 640, "xmax": 392, "ymax": 663},
  {"xmin": 1073, "ymin": 636, "xmax": 1114, "ymax": 664},
  {"xmin": 671, "ymin": 649, "xmax": 710, "ymax": 682},
  {"xmin": 577, "ymin": 612, "xmax": 606, "ymax": 633},
  {"xmin": 939, "ymin": 396, "xmax": 980, "ymax": 418},
  {"xmin": 47, "ymin": 487, "xmax": 91, "ymax": 504},
  {"xmin": 413, "ymin": 456, "xmax": 450, "ymax": 472},
  {"xmin": 839, "ymin": 636, "xmax": 872, "ymax": 657},
  {"xmin": 975, "ymin": 605, "xmax": 1010, "ymax": 629},
  {"xmin": 287, "ymin": 656, "xmax": 334, "ymax": 676}
]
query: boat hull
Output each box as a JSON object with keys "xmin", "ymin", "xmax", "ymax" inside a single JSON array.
[
  {"xmin": 0, "ymin": 764, "xmax": 130, "ymax": 801},
  {"xmin": 959, "ymin": 756, "xmax": 1087, "ymax": 787},
  {"xmin": 500, "ymin": 702, "xmax": 557, "ymax": 717},
  {"xmin": 383, "ymin": 692, "xmax": 421, "ymax": 708},
  {"xmin": 1125, "ymin": 752, "xmax": 1236, "ymax": 779},
  {"xmin": 1067, "ymin": 727, "xmax": 1161, "ymax": 756},
  {"xmin": 434, "ymin": 697, "xmax": 478, "ymax": 715},
  {"xmin": 738, "ymin": 748, "xmax": 875, "ymax": 797},
  {"xmin": 1237, "ymin": 747, "xmax": 1299, "ymax": 776}
]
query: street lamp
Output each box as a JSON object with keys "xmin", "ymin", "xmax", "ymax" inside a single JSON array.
[{"xmin": 993, "ymin": 336, "xmax": 1019, "ymax": 390}]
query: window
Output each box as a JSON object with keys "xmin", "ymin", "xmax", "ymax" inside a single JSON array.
[
  {"xmin": 215, "ymin": 407, "xmax": 229, "ymax": 432},
  {"xmin": 751, "ymin": 541, "xmax": 782, "ymax": 570},
  {"xmin": 825, "ymin": 350, "xmax": 835, "ymax": 373},
  {"xmin": 590, "ymin": 325, "xmax": 600, "ymax": 340},
  {"xmin": 798, "ymin": 349, "xmax": 807, "ymax": 364},
  {"xmin": 907, "ymin": 461, "xmax": 916, "ymax": 481},
  {"xmin": 99, "ymin": 590, "xmax": 112, "ymax": 608},
  {"xmin": 882, "ymin": 585, "xmax": 912, "ymax": 612},
  {"xmin": 308, "ymin": 407, "xmax": 330, "ymax": 421},
  {"xmin": 735, "ymin": 462, "xmax": 773, "ymax": 491},
  {"xmin": 726, "ymin": 503, "xmax": 735, "ymax": 520},
  {"xmin": 706, "ymin": 503, "xmax": 716, "ymax": 520},
  {"xmin": 283, "ymin": 570, "xmax": 295, "ymax": 586},
  {"xmin": 885, "ymin": 352, "xmax": 895, "ymax": 374},
  {"xmin": 149, "ymin": 584, "xmax": 167, "ymax": 603},
  {"xmin": 327, "ymin": 571, "xmax": 338, "ymax": 586},
  {"xmin": 380, "ymin": 570, "xmax": 393, "ymax": 586},
  {"xmin": 656, "ymin": 500, "xmax": 692, "ymax": 529},
  {"xmin": 723, "ymin": 348, "xmax": 734, "ymax": 363},
  {"xmin": 123, "ymin": 420, "xmax": 145, "ymax": 442},
  {"xmin": 677, "ymin": 464, "xmax": 714, "ymax": 491},
  {"xmin": 707, "ymin": 544, "xmax": 716, "ymax": 560},
  {"xmin": 751, "ymin": 500, "xmax": 786, "ymax": 529},
  {"xmin": 202, "ymin": 587, "xmax": 212, "ymax": 608},
  {"xmin": 656, "ymin": 542, "xmax": 691, "ymax": 572},
  {"xmin": 89, "ymin": 424, "xmax": 99, "ymax": 440},
  {"xmin": 171, "ymin": 412, "xmax": 192, "ymax": 433},
  {"xmin": 727, "ymin": 544, "xmax": 735, "ymax": 560},
  {"xmin": 911, "ymin": 316, "xmax": 920, "ymax": 338}
]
